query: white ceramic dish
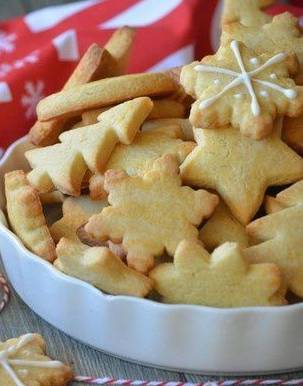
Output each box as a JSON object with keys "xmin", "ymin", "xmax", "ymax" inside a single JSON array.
[{"xmin": 1, "ymin": 136, "xmax": 303, "ymax": 375}]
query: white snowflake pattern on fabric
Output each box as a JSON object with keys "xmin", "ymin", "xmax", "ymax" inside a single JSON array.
[
  {"xmin": 21, "ymin": 80, "xmax": 45, "ymax": 119},
  {"xmin": 0, "ymin": 31, "xmax": 17, "ymax": 54}
]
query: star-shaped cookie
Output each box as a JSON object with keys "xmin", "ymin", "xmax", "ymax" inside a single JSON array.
[
  {"xmin": 25, "ymin": 97, "xmax": 153, "ymax": 196},
  {"xmin": 222, "ymin": 0, "xmax": 274, "ymax": 26},
  {"xmin": 150, "ymin": 240, "xmax": 285, "ymax": 307},
  {"xmin": 84, "ymin": 154, "xmax": 219, "ymax": 273},
  {"xmin": 245, "ymin": 203, "xmax": 303, "ymax": 297},
  {"xmin": 0, "ymin": 333, "xmax": 73, "ymax": 385},
  {"xmin": 89, "ymin": 125, "xmax": 195, "ymax": 199},
  {"xmin": 181, "ymin": 40, "xmax": 303, "ymax": 139},
  {"xmin": 180, "ymin": 127, "xmax": 303, "ymax": 224}
]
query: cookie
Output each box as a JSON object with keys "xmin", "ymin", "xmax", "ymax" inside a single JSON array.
[
  {"xmin": 222, "ymin": 10, "xmax": 303, "ymax": 85},
  {"xmin": 37, "ymin": 73, "xmax": 177, "ymax": 122},
  {"xmin": 89, "ymin": 125, "xmax": 195, "ymax": 199},
  {"xmin": 5, "ymin": 170, "xmax": 56, "ymax": 261},
  {"xmin": 25, "ymin": 97, "xmax": 153, "ymax": 196},
  {"xmin": 265, "ymin": 179, "xmax": 303, "ymax": 214},
  {"xmin": 180, "ymin": 126, "xmax": 303, "ymax": 224},
  {"xmin": 283, "ymin": 115, "xmax": 303, "ymax": 156},
  {"xmin": 147, "ymin": 99, "xmax": 186, "ymax": 120},
  {"xmin": 150, "ymin": 240, "xmax": 285, "ymax": 307},
  {"xmin": 245, "ymin": 203, "xmax": 303, "ymax": 297},
  {"xmin": 181, "ymin": 40, "xmax": 303, "ymax": 139},
  {"xmin": 142, "ymin": 118, "xmax": 194, "ymax": 140},
  {"xmin": 50, "ymin": 195, "xmax": 108, "ymax": 243},
  {"xmin": 0, "ymin": 333, "xmax": 73, "ymax": 385},
  {"xmin": 199, "ymin": 201, "xmax": 250, "ymax": 251},
  {"xmin": 84, "ymin": 155, "xmax": 219, "ymax": 273},
  {"xmin": 29, "ymin": 27, "xmax": 135, "ymax": 146},
  {"xmin": 55, "ymin": 238, "xmax": 152, "ymax": 297}
]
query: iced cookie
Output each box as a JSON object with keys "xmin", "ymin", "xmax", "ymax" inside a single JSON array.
[
  {"xmin": 0, "ymin": 333, "xmax": 73, "ymax": 385},
  {"xmin": 181, "ymin": 40, "xmax": 303, "ymax": 139}
]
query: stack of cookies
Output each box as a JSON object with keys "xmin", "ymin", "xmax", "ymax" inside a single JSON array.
[{"xmin": 4, "ymin": 0, "xmax": 303, "ymax": 308}]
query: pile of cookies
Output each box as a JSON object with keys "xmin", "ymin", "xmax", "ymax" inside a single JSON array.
[{"xmin": 4, "ymin": 0, "xmax": 303, "ymax": 308}]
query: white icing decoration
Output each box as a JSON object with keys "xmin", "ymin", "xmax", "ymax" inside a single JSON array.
[
  {"xmin": 260, "ymin": 90, "xmax": 269, "ymax": 98},
  {"xmin": 0, "ymin": 334, "xmax": 64, "ymax": 386},
  {"xmin": 250, "ymin": 57, "xmax": 259, "ymax": 66},
  {"xmin": 270, "ymin": 73, "xmax": 278, "ymax": 80},
  {"xmin": 214, "ymin": 79, "xmax": 220, "ymax": 85},
  {"xmin": 234, "ymin": 93, "xmax": 243, "ymax": 99},
  {"xmin": 194, "ymin": 40, "xmax": 297, "ymax": 117}
]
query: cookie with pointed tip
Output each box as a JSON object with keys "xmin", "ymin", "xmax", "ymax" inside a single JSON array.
[
  {"xmin": 4, "ymin": 170, "xmax": 56, "ymax": 261},
  {"xmin": 199, "ymin": 202, "xmax": 250, "ymax": 251},
  {"xmin": 283, "ymin": 115, "xmax": 303, "ymax": 156},
  {"xmin": 0, "ymin": 333, "xmax": 73, "ymax": 385},
  {"xmin": 89, "ymin": 125, "xmax": 195, "ymax": 199},
  {"xmin": 142, "ymin": 118, "xmax": 194, "ymax": 141},
  {"xmin": 181, "ymin": 40, "xmax": 303, "ymax": 139},
  {"xmin": 84, "ymin": 155, "xmax": 219, "ymax": 273},
  {"xmin": 180, "ymin": 127, "xmax": 303, "ymax": 224},
  {"xmin": 245, "ymin": 201, "xmax": 303, "ymax": 297},
  {"xmin": 150, "ymin": 240, "xmax": 285, "ymax": 307},
  {"xmin": 265, "ymin": 180, "xmax": 303, "ymax": 214},
  {"xmin": 222, "ymin": 0, "xmax": 273, "ymax": 26},
  {"xmin": 55, "ymin": 238, "xmax": 151, "ymax": 297},
  {"xmin": 50, "ymin": 195, "xmax": 108, "ymax": 243},
  {"xmin": 222, "ymin": 10, "xmax": 303, "ymax": 85},
  {"xmin": 25, "ymin": 98, "xmax": 153, "ymax": 196}
]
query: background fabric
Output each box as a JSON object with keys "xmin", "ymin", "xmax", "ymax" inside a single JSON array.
[{"xmin": 0, "ymin": 0, "xmax": 302, "ymax": 154}]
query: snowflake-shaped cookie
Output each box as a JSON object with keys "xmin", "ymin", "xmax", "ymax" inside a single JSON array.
[
  {"xmin": 0, "ymin": 333, "xmax": 72, "ymax": 385},
  {"xmin": 84, "ymin": 154, "xmax": 219, "ymax": 273},
  {"xmin": 181, "ymin": 40, "xmax": 303, "ymax": 139},
  {"xmin": 150, "ymin": 241, "xmax": 285, "ymax": 307}
]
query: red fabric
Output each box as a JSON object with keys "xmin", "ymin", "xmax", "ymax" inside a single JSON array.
[{"xmin": 0, "ymin": 0, "xmax": 302, "ymax": 152}]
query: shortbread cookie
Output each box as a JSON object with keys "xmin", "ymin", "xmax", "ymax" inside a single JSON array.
[
  {"xmin": 265, "ymin": 180, "xmax": 303, "ymax": 214},
  {"xmin": 150, "ymin": 240, "xmax": 284, "ymax": 307},
  {"xmin": 26, "ymin": 98, "xmax": 153, "ymax": 195},
  {"xmin": 84, "ymin": 155, "xmax": 219, "ymax": 273},
  {"xmin": 180, "ymin": 127, "xmax": 303, "ymax": 224},
  {"xmin": 55, "ymin": 238, "xmax": 152, "ymax": 297},
  {"xmin": 29, "ymin": 27, "xmax": 135, "ymax": 146},
  {"xmin": 89, "ymin": 125, "xmax": 195, "ymax": 199},
  {"xmin": 222, "ymin": 11, "xmax": 303, "ymax": 84},
  {"xmin": 0, "ymin": 333, "xmax": 73, "ymax": 385},
  {"xmin": 142, "ymin": 118, "xmax": 194, "ymax": 140},
  {"xmin": 50, "ymin": 195, "xmax": 108, "ymax": 243},
  {"xmin": 264, "ymin": 195, "xmax": 286, "ymax": 214},
  {"xmin": 181, "ymin": 40, "xmax": 303, "ymax": 139},
  {"xmin": 82, "ymin": 108, "xmax": 107, "ymax": 125},
  {"xmin": 148, "ymin": 99, "xmax": 186, "ymax": 120},
  {"xmin": 199, "ymin": 202, "xmax": 250, "ymax": 251},
  {"xmin": 283, "ymin": 115, "xmax": 303, "ymax": 156},
  {"xmin": 245, "ymin": 203, "xmax": 303, "ymax": 297},
  {"xmin": 222, "ymin": 0, "xmax": 273, "ymax": 26},
  {"xmin": 37, "ymin": 73, "xmax": 177, "ymax": 122},
  {"xmin": 5, "ymin": 170, "xmax": 56, "ymax": 261}
]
